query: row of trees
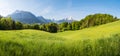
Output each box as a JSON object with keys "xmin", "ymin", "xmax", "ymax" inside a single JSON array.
[
  {"xmin": 59, "ymin": 14, "xmax": 118, "ymax": 31},
  {"xmin": 0, "ymin": 16, "xmax": 58, "ymax": 33},
  {"xmin": 39, "ymin": 23, "xmax": 58, "ymax": 33},
  {"xmin": 58, "ymin": 21, "xmax": 81, "ymax": 31},
  {"xmin": 0, "ymin": 14, "xmax": 119, "ymax": 33},
  {"xmin": 0, "ymin": 17, "xmax": 22, "ymax": 30},
  {"xmin": 79, "ymin": 14, "xmax": 118, "ymax": 29}
]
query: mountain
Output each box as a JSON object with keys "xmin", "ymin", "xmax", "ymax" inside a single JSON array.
[
  {"xmin": 56, "ymin": 17, "xmax": 75, "ymax": 23},
  {"xmin": 37, "ymin": 16, "xmax": 53, "ymax": 23},
  {"xmin": 7, "ymin": 10, "xmax": 76, "ymax": 24},
  {"xmin": 37, "ymin": 16, "xmax": 75, "ymax": 24},
  {"xmin": 8, "ymin": 10, "xmax": 42, "ymax": 24}
]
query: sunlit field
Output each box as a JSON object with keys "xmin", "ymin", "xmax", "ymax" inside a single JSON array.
[
  {"xmin": 56, "ymin": 20, "xmax": 120, "ymax": 40},
  {"xmin": 0, "ymin": 20, "xmax": 120, "ymax": 56}
]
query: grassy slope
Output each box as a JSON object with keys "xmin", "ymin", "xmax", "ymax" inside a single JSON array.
[
  {"xmin": 0, "ymin": 20, "xmax": 120, "ymax": 56},
  {"xmin": 0, "ymin": 30, "xmax": 66, "ymax": 56},
  {"xmin": 56, "ymin": 20, "xmax": 120, "ymax": 40},
  {"xmin": 0, "ymin": 20, "xmax": 120, "ymax": 41}
]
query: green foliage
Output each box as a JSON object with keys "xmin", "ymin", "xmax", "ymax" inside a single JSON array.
[
  {"xmin": 32, "ymin": 24, "xmax": 40, "ymax": 30},
  {"xmin": 39, "ymin": 23, "xmax": 58, "ymax": 33},
  {"xmin": 67, "ymin": 23, "xmax": 72, "ymax": 30},
  {"xmin": 59, "ymin": 22, "xmax": 69, "ymax": 31},
  {"xmin": 58, "ymin": 21, "xmax": 80, "ymax": 31},
  {"xmin": 71, "ymin": 21, "xmax": 80, "ymax": 30},
  {"xmin": 0, "ymin": 13, "xmax": 119, "ymax": 33},
  {"xmin": 0, "ymin": 20, "xmax": 120, "ymax": 56},
  {"xmin": 39, "ymin": 24, "xmax": 47, "ymax": 31},
  {"xmin": 15, "ymin": 21, "xmax": 23, "ymax": 29},
  {"xmin": 46, "ymin": 23, "xmax": 58, "ymax": 33},
  {"xmin": 0, "ymin": 17, "xmax": 23, "ymax": 30},
  {"xmin": 22, "ymin": 24, "xmax": 31, "ymax": 29},
  {"xmin": 80, "ymin": 13, "xmax": 118, "ymax": 29},
  {"xmin": 57, "ymin": 13, "xmax": 118, "ymax": 32},
  {"xmin": 0, "ymin": 15, "xmax": 2, "ymax": 19},
  {"xmin": 0, "ymin": 17, "xmax": 14, "ymax": 30}
]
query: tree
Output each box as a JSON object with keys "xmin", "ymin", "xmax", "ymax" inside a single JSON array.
[
  {"xmin": 0, "ymin": 17, "xmax": 14, "ymax": 30},
  {"xmin": 15, "ymin": 21, "xmax": 23, "ymax": 29},
  {"xmin": 39, "ymin": 24, "xmax": 47, "ymax": 31},
  {"xmin": 79, "ymin": 13, "xmax": 118, "ymax": 29},
  {"xmin": 32, "ymin": 24, "xmax": 40, "ymax": 30},
  {"xmin": 71, "ymin": 22, "xmax": 75, "ymax": 30},
  {"xmin": 59, "ymin": 22, "xmax": 69, "ymax": 31},
  {"xmin": 23, "ymin": 24, "xmax": 31, "ymax": 29},
  {"xmin": 12, "ymin": 20, "xmax": 16, "ymax": 30},
  {"xmin": 67, "ymin": 23, "xmax": 72, "ymax": 30},
  {"xmin": 0, "ymin": 15, "xmax": 2, "ymax": 19},
  {"xmin": 46, "ymin": 23, "xmax": 58, "ymax": 33},
  {"xmin": 71, "ymin": 21, "xmax": 80, "ymax": 30},
  {"xmin": 74, "ymin": 21, "xmax": 80, "ymax": 30},
  {"xmin": 0, "ymin": 13, "xmax": 119, "ymax": 33}
]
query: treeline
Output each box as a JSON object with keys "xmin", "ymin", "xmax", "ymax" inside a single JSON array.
[
  {"xmin": 57, "ymin": 14, "xmax": 118, "ymax": 31},
  {"xmin": 79, "ymin": 14, "xmax": 118, "ymax": 29},
  {"xmin": 0, "ymin": 16, "xmax": 58, "ymax": 33},
  {"xmin": 0, "ymin": 17, "xmax": 22, "ymax": 30},
  {"xmin": 0, "ymin": 14, "xmax": 119, "ymax": 33}
]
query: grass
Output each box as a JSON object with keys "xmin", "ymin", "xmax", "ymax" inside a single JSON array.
[
  {"xmin": 1, "ymin": 20, "xmax": 120, "ymax": 56},
  {"xmin": 56, "ymin": 20, "xmax": 120, "ymax": 40}
]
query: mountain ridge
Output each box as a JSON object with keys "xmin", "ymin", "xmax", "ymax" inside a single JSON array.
[{"xmin": 7, "ymin": 10, "xmax": 75, "ymax": 24}]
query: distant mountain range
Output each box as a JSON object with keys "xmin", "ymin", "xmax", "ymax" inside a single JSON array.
[
  {"xmin": 56, "ymin": 17, "xmax": 74, "ymax": 24},
  {"xmin": 7, "ymin": 10, "xmax": 75, "ymax": 24}
]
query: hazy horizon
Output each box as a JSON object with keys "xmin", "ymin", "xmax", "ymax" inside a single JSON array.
[{"xmin": 0, "ymin": 0, "xmax": 120, "ymax": 20}]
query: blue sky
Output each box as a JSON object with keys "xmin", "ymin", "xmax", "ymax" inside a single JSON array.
[{"xmin": 0, "ymin": 0, "xmax": 120, "ymax": 20}]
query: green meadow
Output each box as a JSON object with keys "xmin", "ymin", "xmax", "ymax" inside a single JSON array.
[{"xmin": 1, "ymin": 20, "xmax": 120, "ymax": 56}]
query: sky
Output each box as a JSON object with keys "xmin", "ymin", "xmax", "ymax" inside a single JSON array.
[{"xmin": 0, "ymin": 0, "xmax": 120, "ymax": 20}]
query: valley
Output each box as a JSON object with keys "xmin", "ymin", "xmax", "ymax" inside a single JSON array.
[
  {"xmin": 0, "ymin": 0, "xmax": 120, "ymax": 56},
  {"xmin": 0, "ymin": 20, "xmax": 120, "ymax": 56}
]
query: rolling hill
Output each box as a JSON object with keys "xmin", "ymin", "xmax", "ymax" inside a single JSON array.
[
  {"xmin": 56, "ymin": 20, "xmax": 120, "ymax": 40},
  {"xmin": 0, "ymin": 20, "xmax": 120, "ymax": 56}
]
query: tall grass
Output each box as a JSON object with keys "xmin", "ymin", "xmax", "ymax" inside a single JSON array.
[{"xmin": 0, "ymin": 33, "xmax": 120, "ymax": 56}]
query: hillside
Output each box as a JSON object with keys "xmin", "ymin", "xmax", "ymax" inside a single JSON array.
[
  {"xmin": 1, "ymin": 20, "xmax": 120, "ymax": 40},
  {"xmin": 0, "ymin": 20, "xmax": 120, "ymax": 41},
  {"xmin": 56, "ymin": 20, "xmax": 120, "ymax": 40},
  {"xmin": 0, "ymin": 20, "xmax": 120, "ymax": 56}
]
